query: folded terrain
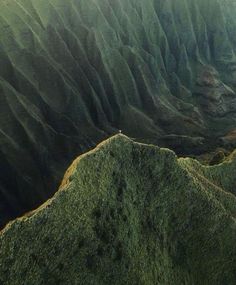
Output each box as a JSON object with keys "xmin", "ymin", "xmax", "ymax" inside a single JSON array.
[
  {"xmin": 1, "ymin": 0, "xmax": 236, "ymax": 226},
  {"xmin": 0, "ymin": 135, "xmax": 236, "ymax": 285}
]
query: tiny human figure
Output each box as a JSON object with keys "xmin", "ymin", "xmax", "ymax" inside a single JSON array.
[{"xmin": 119, "ymin": 130, "xmax": 122, "ymax": 134}]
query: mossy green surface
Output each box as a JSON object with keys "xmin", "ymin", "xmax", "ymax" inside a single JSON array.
[{"xmin": 0, "ymin": 135, "xmax": 235, "ymax": 284}]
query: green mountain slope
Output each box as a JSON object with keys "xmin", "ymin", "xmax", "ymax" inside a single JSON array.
[
  {"xmin": 1, "ymin": 0, "xmax": 236, "ymax": 227},
  {"xmin": 0, "ymin": 135, "xmax": 236, "ymax": 284}
]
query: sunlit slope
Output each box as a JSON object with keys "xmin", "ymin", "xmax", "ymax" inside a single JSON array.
[
  {"xmin": 1, "ymin": 0, "xmax": 236, "ymax": 227},
  {"xmin": 0, "ymin": 135, "xmax": 236, "ymax": 284}
]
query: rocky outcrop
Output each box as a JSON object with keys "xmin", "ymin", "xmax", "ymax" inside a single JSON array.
[
  {"xmin": 0, "ymin": 135, "xmax": 236, "ymax": 284},
  {"xmin": 1, "ymin": 0, "xmax": 236, "ymax": 226}
]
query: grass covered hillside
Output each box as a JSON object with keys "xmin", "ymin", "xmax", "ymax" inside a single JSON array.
[{"xmin": 0, "ymin": 135, "xmax": 235, "ymax": 285}]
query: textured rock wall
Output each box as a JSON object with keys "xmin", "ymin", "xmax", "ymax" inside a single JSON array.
[{"xmin": 1, "ymin": 0, "xmax": 236, "ymax": 226}]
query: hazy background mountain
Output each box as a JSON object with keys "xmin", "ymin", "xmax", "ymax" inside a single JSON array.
[{"xmin": 1, "ymin": 0, "xmax": 236, "ymax": 227}]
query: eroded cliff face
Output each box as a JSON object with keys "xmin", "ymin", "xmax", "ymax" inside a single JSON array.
[
  {"xmin": 0, "ymin": 135, "xmax": 236, "ymax": 284},
  {"xmin": 1, "ymin": 0, "xmax": 236, "ymax": 226}
]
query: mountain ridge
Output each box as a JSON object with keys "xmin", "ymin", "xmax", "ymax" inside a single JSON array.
[
  {"xmin": 0, "ymin": 134, "xmax": 236, "ymax": 284},
  {"xmin": 1, "ymin": 0, "xmax": 236, "ymax": 227}
]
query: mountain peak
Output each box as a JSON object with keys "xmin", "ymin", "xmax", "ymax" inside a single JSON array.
[{"xmin": 1, "ymin": 136, "xmax": 236, "ymax": 284}]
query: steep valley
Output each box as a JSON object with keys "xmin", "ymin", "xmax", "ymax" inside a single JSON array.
[{"xmin": 1, "ymin": 0, "xmax": 236, "ymax": 230}]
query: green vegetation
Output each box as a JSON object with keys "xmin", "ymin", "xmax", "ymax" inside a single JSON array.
[
  {"xmin": 0, "ymin": 135, "xmax": 235, "ymax": 284},
  {"xmin": 1, "ymin": 0, "xmax": 236, "ymax": 228}
]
